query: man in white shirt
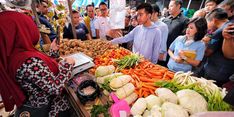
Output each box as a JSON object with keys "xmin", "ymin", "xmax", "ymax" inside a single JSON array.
[
  {"xmin": 83, "ymin": 4, "xmax": 97, "ymax": 39},
  {"xmin": 94, "ymin": 2, "xmax": 111, "ymax": 39}
]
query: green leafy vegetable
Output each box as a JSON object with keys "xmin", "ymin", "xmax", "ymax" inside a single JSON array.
[
  {"xmin": 91, "ymin": 103, "xmax": 110, "ymax": 117},
  {"xmin": 114, "ymin": 53, "xmax": 141, "ymax": 70},
  {"xmin": 100, "ymin": 79, "xmax": 112, "ymax": 92}
]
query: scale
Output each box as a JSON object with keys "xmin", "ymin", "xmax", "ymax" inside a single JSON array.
[{"xmin": 63, "ymin": 53, "xmax": 95, "ymax": 76}]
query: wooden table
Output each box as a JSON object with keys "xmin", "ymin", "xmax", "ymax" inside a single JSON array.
[{"xmin": 65, "ymin": 83, "xmax": 109, "ymax": 117}]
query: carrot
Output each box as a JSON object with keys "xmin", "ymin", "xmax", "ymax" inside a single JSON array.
[
  {"xmin": 142, "ymin": 84, "xmax": 157, "ymax": 90},
  {"xmin": 148, "ymin": 78, "xmax": 162, "ymax": 82},
  {"xmin": 143, "ymin": 62, "xmax": 151, "ymax": 69},
  {"xmin": 144, "ymin": 82, "xmax": 155, "ymax": 86},
  {"xmin": 135, "ymin": 80, "xmax": 142, "ymax": 89},
  {"xmin": 149, "ymin": 89, "xmax": 155, "ymax": 94},
  {"xmin": 131, "ymin": 79, "xmax": 136, "ymax": 86},
  {"xmin": 151, "ymin": 76, "xmax": 163, "ymax": 79},
  {"xmin": 147, "ymin": 71, "xmax": 163, "ymax": 76},
  {"xmin": 132, "ymin": 73, "xmax": 140, "ymax": 82},
  {"xmin": 135, "ymin": 90, "xmax": 139, "ymax": 96},
  {"xmin": 162, "ymin": 72, "xmax": 167, "ymax": 80},
  {"xmin": 139, "ymin": 88, "xmax": 143, "ymax": 98},
  {"xmin": 158, "ymin": 69, "xmax": 167, "ymax": 73},
  {"xmin": 167, "ymin": 72, "xmax": 174, "ymax": 79},
  {"xmin": 139, "ymin": 76, "xmax": 155, "ymax": 82},
  {"xmin": 141, "ymin": 87, "xmax": 149, "ymax": 92},
  {"xmin": 133, "ymin": 71, "xmax": 144, "ymax": 77},
  {"xmin": 143, "ymin": 91, "xmax": 149, "ymax": 97},
  {"xmin": 143, "ymin": 70, "xmax": 153, "ymax": 77}
]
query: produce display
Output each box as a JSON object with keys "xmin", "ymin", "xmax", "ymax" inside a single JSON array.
[
  {"xmin": 95, "ymin": 66, "xmax": 138, "ymax": 105},
  {"xmin": 130, "ymin": 88, "xmax": 208, "ymax": 117},
  {"xmin": 94, "ymin": 48, "xmax": 131, "ymax": 67},
  {"xmin": 120, "ymin": 60, "xmax": 175, "ymax": 98},
  {"xmin": 63, "ymin": 40, "xmax": 232, "ymax": 116},
  {"xmin": 59, "ymin": 39, "xmax": 118, "ymax": 58},
  {"xmin": 155, "ymin": 71, "xmax": 232, "ymax": 111}
]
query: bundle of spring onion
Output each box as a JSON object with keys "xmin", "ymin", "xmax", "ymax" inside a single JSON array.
[
  {"xmin": 155, "ymin": 71, "xmax": 232, "ymax": 111},
  {"xmin": 113, "ymin": 53, "xmax": 141, "ymax": 70}
]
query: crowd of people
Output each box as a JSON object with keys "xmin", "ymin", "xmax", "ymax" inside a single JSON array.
[{"xmin": 0, "ymin": 0, "xmax": 234, "ymax": 116}]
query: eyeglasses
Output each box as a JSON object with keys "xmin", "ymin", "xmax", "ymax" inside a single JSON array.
[{"xmin": 100, "ymin": 8, "xmax": 107, "ymax": 11}]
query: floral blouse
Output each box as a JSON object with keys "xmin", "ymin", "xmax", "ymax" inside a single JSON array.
[{"xmin": 16, "ymin": 57, "xmax": 73, "ymax": 117}]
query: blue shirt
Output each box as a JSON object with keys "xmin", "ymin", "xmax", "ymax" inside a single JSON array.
[
  {"xmin": 38, "ymin": 14, "xmax": 57, "ymax": 41},
  {"xmin": 154, "ymin": 21, "xmax": 168, "ymax": 54},
  {"xmin": 63, "ymin": 23, "xmax": 89, "ymax": 41},
  {"xmin": 167, "ymin": 36, "xmax": 205, "ymax": 72},
  {"xmin": 111, "ymin": 23, "xmax": 162, "ymax": 63}
]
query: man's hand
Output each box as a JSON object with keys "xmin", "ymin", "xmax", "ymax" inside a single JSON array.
[
  {"xmin": 50, "ymin": 39, "xmax": 59, "ymax": 51},
  {"xmin": 159, "ymin": 53, "xmax": 165, "ymax": 61},
  {"xmin": 202, "ymin": 36, "xmax": 211, "ymax": 45},
  {"xmin": 108, "ymin": 29, "xmax": 123, "ymax": 38},
  {"xmin": 223, "ymin": 23, "xmax": 234, "ymax": 40}
]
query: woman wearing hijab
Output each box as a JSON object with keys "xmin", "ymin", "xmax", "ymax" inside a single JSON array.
[{"xmin": 0, "ymin": 11, "xmax": 75, "ymax": 117}]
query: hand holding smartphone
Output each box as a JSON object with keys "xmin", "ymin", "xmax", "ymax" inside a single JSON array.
[
  {"xmin": 227, "ymin": 23, "xmax": 234, "ymax": 35},
  {"xmin": 223, "ymin": 23, "xmax": 234, "ymax": 40}
]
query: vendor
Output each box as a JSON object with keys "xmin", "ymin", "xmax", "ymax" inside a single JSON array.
[
  {"xmin": 167, "ymin": 17, "xmax": 207, "ymax": 72},
  {"xmin": 63, "ymin": 10, "xmax": 92, "ymax": 40},
  {"xmin": 0, "ymin": 11, "xmax": 75, "ymax": 117}
]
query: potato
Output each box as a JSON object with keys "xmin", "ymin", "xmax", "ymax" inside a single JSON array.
[{"xmin": 64, "ymin": 51, "xmax": 70, "ymax": 55}]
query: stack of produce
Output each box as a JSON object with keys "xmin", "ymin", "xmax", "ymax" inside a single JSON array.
[
  {"xmin": 94, "ymin": 65, "xmax": 138, "ymax": 105},
  {"xmin": 155, "ymin": 71, "xmax": 232, "ymax": 111},
  {"xmin": 120, "ymin": 60, "xmax": 174, "ymax": 98},
  {"xmin": 59, "ymin": 39, "xmax": 118, "ymax": 58},
  {"xmin": 131, "ymin": 88, "xmax": 208, "ymax": 117}
]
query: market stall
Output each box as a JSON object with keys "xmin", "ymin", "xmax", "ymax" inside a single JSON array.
[
  {"xmin": 1, "ymin": 0, "xmax": 233, "ymax": 116},
  {"xmin": 60, "ymin": 39, "xmax": 233, "ymax": 117}
]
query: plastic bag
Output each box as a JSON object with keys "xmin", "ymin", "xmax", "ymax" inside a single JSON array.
[{"xmin": 109, "ymin": 0, "xmax": 126, "ymax": 29}]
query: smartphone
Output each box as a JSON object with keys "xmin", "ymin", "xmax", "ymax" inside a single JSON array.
[
  {"xmin": 56, "ymin": 25, "xmax": 60, "ymax": 45},
  {"xmin": 228, "ymin": 27, "xmax": 234, "ymax": 35}
]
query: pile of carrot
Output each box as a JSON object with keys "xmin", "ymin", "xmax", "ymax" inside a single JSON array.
[{"xmin": 120, "ymin": 60, "xmax": 175, "ymax": 98}]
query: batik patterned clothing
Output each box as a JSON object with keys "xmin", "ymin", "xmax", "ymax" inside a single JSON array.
[{"xmin": 16, "ymin": 57, "xmax": 73, "ymax": 116}]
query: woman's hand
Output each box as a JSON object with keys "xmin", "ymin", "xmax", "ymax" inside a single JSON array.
[
  {"xmin": 64, "ymin": 57, "xmax": 75, "ymax": 66},
  {"xmin": 50, "ymin": 39, "xmax": 59, "ymax": 51},
  {"xmin": 174, "ymin": 57, "xmax": 183, "ymax": 63},
  {"xmin": 178, "ymin": 50, "xmax": 185, "ymax": 58}
]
